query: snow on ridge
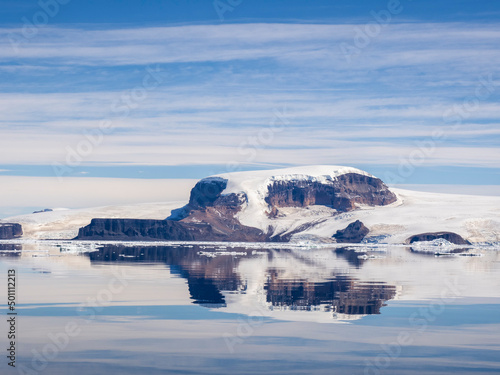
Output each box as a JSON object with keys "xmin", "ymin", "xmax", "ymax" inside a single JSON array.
[
  {"xmin": 206, "ymin": 165, "xmax": 375, "ymax": 196},
  {"xmin": 197, "ymin": 176, "xmax": 227, "ymax": 183},
  {"xmin": 212, "ymin": 165, "xmax": 374, "ymax": 181}
]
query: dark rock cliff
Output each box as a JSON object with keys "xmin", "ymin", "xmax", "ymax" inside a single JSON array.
[
  {"xmin": 265, "ymin": 173, "xmax": 397, "ymax": 212},
  {"xmin": 333, "ymin": 220, "xmax": 370, "ymax": 243},
  {"xmin": 168, "ymin": 177, "xmax": 239, "ymax": 220},
  {"xmin": 187, "ymin": 177, "xmax": 230, "ymax": 210},
  {"xmin": 0, "ymin": 223, "xmax": 23, "ymax": 239},
  {"xmin": 405, "ymin": 232, "xmax": 471, "ymax": 245},
  {"xmin": 77, "ymin": 219, "xmax": 199, "ymax": 241},
  {"xmin": 166, "ymin": 177, "xmax": 263, "ymax": 241},
  {"xmin": 76, "ymin": 218, "xmax": 267, "ymax": 242}
]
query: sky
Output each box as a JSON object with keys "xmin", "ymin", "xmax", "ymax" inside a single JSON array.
[{"xmin": 0, "ymin": 0, "xmax": 499, "ymax": 216}]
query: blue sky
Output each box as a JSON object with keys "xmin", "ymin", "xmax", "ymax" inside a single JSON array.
[
  {"xmin": 0, "ymin": 0, "xmax": 499, "ymax": 190},
  {"xmin": 2, "ymin": 0, "xmax": 500, "ymax": 25}
]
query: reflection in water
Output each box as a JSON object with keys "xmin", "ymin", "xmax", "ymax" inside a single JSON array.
[
  {"xmin": 265, "ymin": 274, "xmax": 395, "ymax": 315},
  {"xmin": 0, "ymin": 243, "xmax": 22, "ymax": 257},
  {"xmin": 408, "ymin": 246, "xmax": 473, "ymax": 256},
  {"xmin": 334, "ymin": 247, "xmax": 365, "ymax": 267},
  {"xmin": 1, "ymin": 242, "xmax": 499, "ymax": 375},
  {"xmin": 86, "ymin": 245, "xmax": 396, "ymax": 319}
]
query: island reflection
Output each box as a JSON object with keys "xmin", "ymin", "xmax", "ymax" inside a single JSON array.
[{"xmin": 86, "ymin": 245, "xmax": 397, "ymax": 320}]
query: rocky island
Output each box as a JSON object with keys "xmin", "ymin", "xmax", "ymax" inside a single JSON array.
[
  {"xmin": 5, "ymin": 166, "xmax": 498, "ymax": 244},
  {"xmin": 75, "ymin": 166, "xmax": 397, "ymax": 242},
  {"xmin": 0, "ymin": 223, "xmax": 23, "ymax": 239}
]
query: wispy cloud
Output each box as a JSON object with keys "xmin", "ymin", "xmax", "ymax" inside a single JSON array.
[
  {"xmin": 0, "ymin": 22, "xmax": 499, "ymax": 170},
  {"xmin": 1, "ymin": 23, "xmax": 499, "ymax": 69}
]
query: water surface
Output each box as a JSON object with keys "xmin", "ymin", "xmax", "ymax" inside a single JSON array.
[{"xmin": 1, "ymin": 242, "xmax": 499, "ymax": 374}]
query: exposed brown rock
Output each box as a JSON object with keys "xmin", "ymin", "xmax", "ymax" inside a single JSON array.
[
  {"xmin": 265, "ymin": 173, "xmax": 397, "ymax": 212},
  {"xmin": 333, "ymin": 220, "xmax": 370, "ymax": 243},
  {"xmin": 405, "ymin": 232, "xmax": 471, "ymax": 245},
  {"xmin": 170, "ymin": 177, "xmax": 266, "ymax": 241},
  {"xmin": 168, "ymin": 177, "xmax": 233, "ymax": 220},
  {"xmin": 76, "ymin": 218, "xmax": 267, "ymax": 242}
]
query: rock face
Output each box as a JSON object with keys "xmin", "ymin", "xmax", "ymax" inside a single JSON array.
[
  {"xmin": 405, "ymin": 232, "xmax": 471, "ymax": 245},
  {"xmin": 170, "ymin": 177, "xmax": 265, "ymax": 241},
  {"xmin": 168, "ymin": 178, "xmax": 230, "ymax": 219},
  {"xmin": 333, "ymin": 220, "xmax": 370, "ymax": 243},
  {"xmin": 265, "ymin": 173, "xmax": 397, "ymax": 212},
  {"xmin": 76, "ymin": 218, "xmax": 267, "ymax": 242},
  {"xmin": 169, "ymin": 177, "xmax": 249, "ymax": 234},
  {"xmin": 77, "ymin": 219, "xmax": 199, "ymax": 241},
  {"xmin": 0, "ymin": 223, "xmax": 23, "ymax": 239},
  {"xmin": 185, "ymin": 177, "xmax": 232, "ymax": 211}
]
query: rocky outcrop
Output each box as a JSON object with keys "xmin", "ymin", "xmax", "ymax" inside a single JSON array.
[
  {"xmin": 405, "ymin": 232, "xmax": 471, "ymax": 245},
  {"xmin": 265, "ymin": 173, "xmax": 397, "ymax": 212},
  {"xmin": 77, "ymin": 219, "xmax": 198, "ymax": 241},
  {"xmin": 168, "ymin": 177, "xmax": 239, "ymax": 219},
  {"xmin": 167, "ymin": 177, "xmax": 263, "ymax": 240},
  {"xmin": 33, "ymin": 208, "xmax": 53, "ymax": 214},
  {"xmin": 0, "ymin": 223, "xmax": 23, "ymax": 239},
  {"xmin": 76, "ymin": 218, "xmax": 266, "ymax": 242},
  {"xmin": 333, "ymin": 220, "xmax": 369, "ymax": 243},
  {"xmin": 186, "ymin": 177, "xmax": 230, "ymax": 210}
]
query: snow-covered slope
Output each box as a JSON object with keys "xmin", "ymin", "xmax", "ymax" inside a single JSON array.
[{"xmin": 296, "ymin": 188, "xmax": 500, "ymax": 244}]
